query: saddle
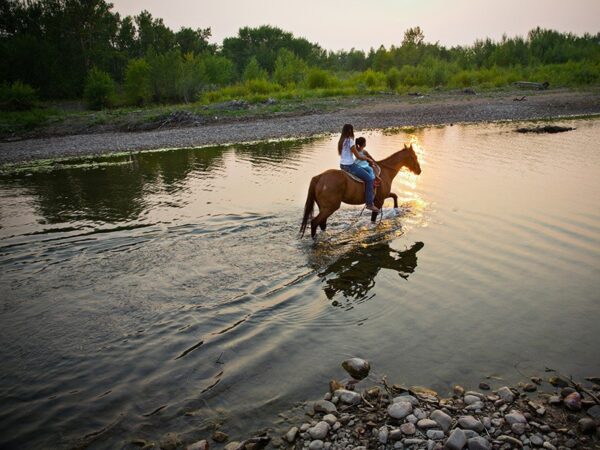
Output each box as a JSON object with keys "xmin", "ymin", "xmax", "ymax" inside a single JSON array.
[{"xmin": 342, "ymin": 164, "xmax": 381, "ymax": 186}]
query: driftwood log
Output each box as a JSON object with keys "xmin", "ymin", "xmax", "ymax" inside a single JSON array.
[{"xmin": 513, "ymin": 81, "xmax": 550, "ymax": 90}]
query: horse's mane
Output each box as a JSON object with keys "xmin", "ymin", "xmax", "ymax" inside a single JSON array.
[{"xmin": 378, "ymin": 146, "xmax": 411, "ymax": 169}]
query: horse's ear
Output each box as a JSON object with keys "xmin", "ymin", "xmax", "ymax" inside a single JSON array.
[{"xmin": 404, "ymin": 143, "xmax": 408, "ymax": 149}]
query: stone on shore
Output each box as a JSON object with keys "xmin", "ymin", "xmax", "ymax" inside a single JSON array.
[
  {"xmin": 467, "ymin": 436, "xmax": 490, "ymax": 450},
  {"xmin": 308, "ymin": 439, "xmax": 324, "ymax": 450},
  {"xmin": 431, "ymin": 409, "xmax": 453, "ymax": 432},
  {"xmin": 308, "ymin": 421, "xmax": 330, "ymax": 439},
  {"xmin": 505, "ymin": 411, "xmax": 527, "ymax": 425},
  {"xmin": 341, "ymin": 358, "xmax": 370, "ymax": 380},
  {"xmin": 445, "ymin": 428, "xmax": 467, "ymax": 450},
  {"xmin": 314, "ymin": 400, "xmax": 337, "ymax": 414},
  {"xmin": 334, "ymin": 389, "xmax": 361, "ymax": 405},
  {"xmin": 564, "ymin": 392, "xmax": 582, "ymax": 411},
  {"xmin": 186, "ymin": 439, "xmax": 209, "ymax": 450},
  {"xmin": 211, "ymin": 431, "xmax": 228, "ymax": 443},
  {"xmin": 418, "ymin": 419, "xmax": 439, "ymax": 429},
  {"xmin": 497, "ymin": 386, "xmax": 514, "ymax": 403},
  {"xmin": 587, "ymin": 404, "xmax": 600, "ymax": 419},
  {"xmin": 388, "ymin": 401, "xmax": 413, "ymax": 419},
  {"xmin": 285, "ymin": 427, "xmax": 298, "ymax": 443},
  {"xmin": 578, "ymin": 417, "xmax": 596, "ymax": 434},
  {"xmin": 458, "ymin": 416, "xmax": 484, "ymax": 432},
  {"xmin": 427, "ymin": 429, "xmax": 445, "ymax": 440},
  {"xmin": 463, "ymin": 395, "xmax": 480, "ymax": 405},
  {"xmin": 160, "ymin": 432, "xmax": 182, "ymax": 450},
  {"xmin": 400, "ymin": 422, "xmax": 416, "ymax": 435}
]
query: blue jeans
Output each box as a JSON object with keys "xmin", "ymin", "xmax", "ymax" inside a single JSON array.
[{"xmin": 340, "ymin": 163, "xmax": 375, "ymax": 206}]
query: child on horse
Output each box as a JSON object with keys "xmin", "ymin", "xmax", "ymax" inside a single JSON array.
[{"xmin": 337, "ymin": 124, "xmax": 379, "ymax": 213}]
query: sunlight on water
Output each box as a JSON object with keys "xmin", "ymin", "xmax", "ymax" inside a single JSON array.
[{"xmin": 0, "ymin": 119, "xmax": 599, "ymax": 449}]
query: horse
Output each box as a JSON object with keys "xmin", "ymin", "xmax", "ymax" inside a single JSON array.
[{"xmin": 300, "ymin": 144, "xmax": 422, "ymax": 238}]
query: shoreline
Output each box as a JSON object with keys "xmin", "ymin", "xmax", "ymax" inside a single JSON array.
[
  {"xmin": 1, "ymin": 89, "xmax": 600, "ymax": 165},
  {"xmin": 168, "ymin": 360, "xmax": 600, "ymax": 450}
]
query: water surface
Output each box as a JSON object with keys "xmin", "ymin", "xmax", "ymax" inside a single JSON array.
[{"xmin": 1, "ymin": 119, "xmax": 599, "ymax": 448}]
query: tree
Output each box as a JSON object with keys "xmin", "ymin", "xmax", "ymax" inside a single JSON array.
[
  {"xmin": 243, "ymin": 56, "xmax": 268, "ymax": 81},
  {"xmin": 176, "ymin": 27, "xmax": 214, "ymax": 55},
  {"xmin": 402, "ymin": 27, "xmax": 425, "ymax": 47},
  {"xmin": 273, "ymin": 49, "xmax": 308, "ymax": 86}
]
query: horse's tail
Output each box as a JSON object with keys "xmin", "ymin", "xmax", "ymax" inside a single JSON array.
[{"xmin": 300, "ymin": 175, "xmax": 319, "ymax": 237}]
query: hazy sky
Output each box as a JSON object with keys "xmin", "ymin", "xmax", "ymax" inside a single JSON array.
[{"xmin": 110, "ymin": 0, "xmax": 600, "ymax": 51}]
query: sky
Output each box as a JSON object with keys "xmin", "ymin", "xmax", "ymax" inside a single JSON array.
[{"xmin": 109, "ymin": 0, "xmax": 600, "ymax": 51}]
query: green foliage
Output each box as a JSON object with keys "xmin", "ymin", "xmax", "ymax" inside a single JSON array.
[
  {"xmin": 203, "ymin": 55, "xmax": 236, "ymax": 86},
  {"xmin": 124, "ymin": 59, "xmax": 152, "ymax": 105},
  {"xmin": 273, "ymin": 49, "xmax": 308, "ymax": 86},
  {"xmin": 243, "ymin": 57, "xmax": 268, "ymax": 81},
  {"xmin": 83, "ymin": 68, "xmax": 116, "ymax": 110},
  {"xmin": 146, "ymin": 49, "xmax": 182, "ymax": 102},
  {"xmin": 180, "ymin": 53, "xmax": 206, "ymax": 102},
  {"xmin": 0, "ymin": 81, "xmax": 38, "ymax": 111},
  {"xmin": 385, "ymin": 68, "xmax": 401, "ymax": 90},
  {"xmin": 305, "ymin": 68, "xmax": 336, "ymax": 89}
]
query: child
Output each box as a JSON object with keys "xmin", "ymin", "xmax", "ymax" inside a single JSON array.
[{"xmin": 354, "ymin": 137, "xmax": 381, "ymax": 187}]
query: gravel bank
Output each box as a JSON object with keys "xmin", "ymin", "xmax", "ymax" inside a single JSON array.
[{"xmin": 1, "ymin": 90, "xmax": 600, "ymax": 165}]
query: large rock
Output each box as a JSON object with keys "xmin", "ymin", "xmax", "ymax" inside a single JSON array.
[
  {"xmin": 314, "ymin": 400, "xmax": 337, "ymax": 414},
  {"xmin": 445, "ymin": 429, "xmax": 467, "ymax": 450},
  {"xmin": 388, "ymin": 401, "xmax": 413, "ymax": 420},
  {"xmin": 458, "ymin": 416, "xmax": 484, "ymax": 433},
  {"xmin": 334, "ymin": 389, "xmax": 361, "ymax": 405},
  {"xmin": 308, "ymin": 421, "xmax": 330, "ymax": 439},
  {"xmin": 341, "ymin": 358, "xmax": 370, "ymax": 380},
  {"xmin": 431, "ymin": 409, "xmax": 452, "ymax": 432},
  {"xmin": 564, "ymin": 392, "xmax": 582, "ymax": 411}
]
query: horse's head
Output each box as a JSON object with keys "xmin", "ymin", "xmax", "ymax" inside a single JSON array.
[{"xmin": 404, "ymin": 143, "xmax": 422, "ymax": 175}]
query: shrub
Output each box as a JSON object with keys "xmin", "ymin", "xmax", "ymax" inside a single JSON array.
[
  {"xmin": 305, "ymin": 68, "xmax": 330, "ymax": 89},
  {"xmin": 386, "ymin": 67, "xmax": 401, "ymax": 90},
  {"xmin": 146, "ymin": 49, "xmax": 182, "ymax": 103},
  {"xmin": 0, "ymin": 81, "xmax": 38, "ymax": 111},
  {"xmin": 243, "ymin": 56, "xmax": 268, "ymax": 81},
  {"xmin": 203, "ymin": 54, "xmax": 236, "ymax": 86},
  {"xmin": 273, "ymin": 49, "xmax": 308, "ymax": 86},
  {"xmin": 83, "ymin": 68, "xmax": 115, "ymax": 110},
  {"xmin": 124, "ymin": 59, "xmax": 152, "ymax": 105}
]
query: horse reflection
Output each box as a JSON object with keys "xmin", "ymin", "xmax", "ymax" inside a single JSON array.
[{"xmin": 318, "ymin": 241, "xmax": 424, "ymax": 302}]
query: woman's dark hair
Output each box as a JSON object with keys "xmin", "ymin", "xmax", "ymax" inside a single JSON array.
[
  {"xmin": 355, "ymin": 137, "xmax": 366, "ymax": 147},
  {"xmin": 337, "ymin": 124, "xmax": 354, "ymax": 154}
]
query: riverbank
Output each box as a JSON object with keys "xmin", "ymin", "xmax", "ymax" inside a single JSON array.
[
  {"xmin": 1, "ymin": 88, "xmax": 600, "ymax": 165},
  {"xmin": 174, "ymin": 360, "xmax": 600, "ymax": 450}
]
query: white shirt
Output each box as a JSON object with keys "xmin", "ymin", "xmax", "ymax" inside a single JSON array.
[{"xmin": 340, "ymin": 138, "xmax": 355, "ymax": 165}]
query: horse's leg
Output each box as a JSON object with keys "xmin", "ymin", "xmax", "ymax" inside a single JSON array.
[
  {"xmin": 311, "ymin": 208, "xmax": 335, "ymax": 238},
  {"xmin": 388, "ymin": 192, "xmax": 398, "ymax": 208}
]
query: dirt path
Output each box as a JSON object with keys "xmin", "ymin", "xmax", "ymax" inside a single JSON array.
[{"xmin": 1, "ymin": 89, "xmax": 599, "ymax": 164}]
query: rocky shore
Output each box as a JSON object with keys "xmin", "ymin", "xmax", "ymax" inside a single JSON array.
[
  {"xmin": 2, "ymin": 89, "xmax": 600, "ymax": 165},
  {"xmin": 174, "ymin": 359, "xmax": 600, "ymax": 450}
]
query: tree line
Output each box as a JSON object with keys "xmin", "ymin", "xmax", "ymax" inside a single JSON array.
[{"xmin": 1, "ymin": 0, "xmax": 599, "ymax": 109}]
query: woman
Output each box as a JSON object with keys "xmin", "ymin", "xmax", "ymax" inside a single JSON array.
[{"xmin": 338, "ymin": 124, "xmax": 379, "ymax": 212}]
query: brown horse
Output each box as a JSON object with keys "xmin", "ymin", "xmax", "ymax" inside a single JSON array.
[{"xmin": 300, "ymin": 144, "xmax": 422, "ymax": 238}]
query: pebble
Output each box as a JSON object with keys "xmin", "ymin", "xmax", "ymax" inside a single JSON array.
[
  {"xmin": 285, "ymin": 427, "xmax": 299, "ymax": 443},
  {"xmin": 341, "ymin": 358, "xmax": 370, "ymax": 380},
  {"xmin": 467, "ymin": 436, "xmax": 490, "ymax": 450},
  {"xmin": 445, "ymin": 428, "xmax": 467, "ymax": 450},
  {"xmin": 530, "ymin": 435, "xmax": 544, "ymax": 446},
  {"xmin": 417, "ymin": 419, "xmax": 439, "ymax": 429},
  {"xmin": 458, "ymin": 416, "xmax": 484, "ymax": 432},
  {"xmin": 454, "ymin": 385, "xmax": 465, "ymax": 396},
  {"xmin": 400, "ymin": 422, "xmax": 416, "ymax": 435},
  {"xmin": 378, "ymin": 426, "xmax": 389, "ymax": 444},
  {"xmin": 431, "ymin": 409, "xmax": 453, "ymax": 432},
  {"xmin": 586, "ymin": 404, "xmax": 600, "ymax": 419},
  {"xmin": 186, "ymin": 440, "xmax": 209, "ymax": 450},
  {"xmin": 334, "ymin": 389, "xmax": 361, "ymax": 405},
  {"xmin": 578, "ymin": 417, "xmax": 596, "ymax": 434},
  {"xmin": 511, "ymin": 423, "xmax": 526, "ymax": 435},
  {"xmin": 497, "ymin": 435, "xmax": 523, "ymax": 448},
  {"xmin": 211, "ymin": 431, "xmax": 228, "ymax": 443},
  {"xmin": 414, "ymin": 407, "xmax": 427, "ymax": 419},
  {"xmin": 223, "ymin": 442, "xmax": 239, "ymax": 450},
  {"xmin": 388, "ymin": 401, "xmax": 413, "ymax": 419},
  {"xmin": 322, "ymin": 414, "xmax": 337, "ymax": 426},
  {"xmin": 497, "ymin": 386, "xmax": 515, "ymax": 403},
  {"xmin": 314, "ymin": 400, "xmax": 337, "ymax": 414},
  {"xmin": 563, "ymin": 392, "xmax": 581, "ymax": 411},
  {"xmin": 426, "ymin": 429, "xmax": 445, "ymax": 440},
  {"xmin": 523, "ymin": 383, "xmax": 537, "ymax": 392},
  {"xmin": 505, "ymin": 411, "xmax": 527, "ymax": 425},
  {"xmin": 308, "ymin": 421, "xmax": 329, "ymax": 440},
  {"xmin": 464, "ymin": 395, "xmax": 480, "ymax": 405},
  {"xmin": 465, "ymin": 401, "xmax": 484, "ymax": 411},
  {"xmin": 406, "ymin": 414, "xmax": 418, "ymax": 424},
  {"xmin": 542, "ymin": 442, "xmax": 557, "ymax": 450},
  {"xmin": 309, "ymin": 439, "xmax": 324, "ymax": 450},
  {"xmin": 479, "ymin": 382, "xmax": 491, "ymax": 390},
  {"xmin": 393, "ymin": 395, "xmax": 419, "ymax": 406},
  {"xmin": 160, "ymin": 433, "xmax": 182, "ymax": 450}
]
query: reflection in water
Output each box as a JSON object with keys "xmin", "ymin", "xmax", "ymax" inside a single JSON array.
[{"xmin": 319, "ymin": 241, "xmax": 424, "ymax": 302}]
